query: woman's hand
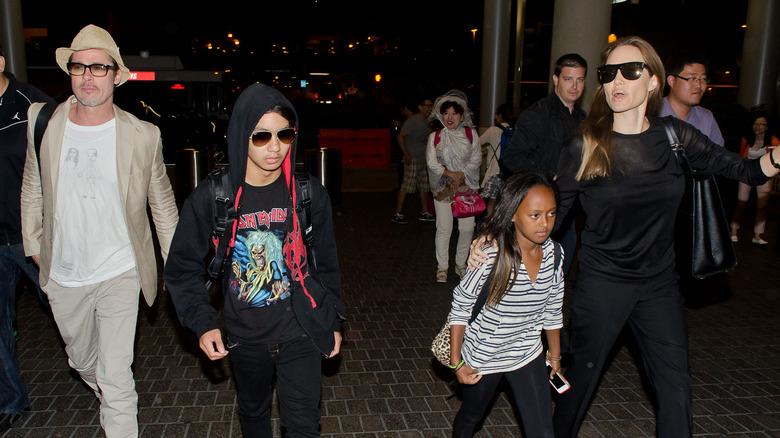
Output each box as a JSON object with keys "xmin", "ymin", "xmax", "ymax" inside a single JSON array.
[
  {"xmin": 443, "ymin": 169, "xmax": 466, "ymax": 185},
  {"xmin": 467, "ymin": 236, "xmax": 493, "ymax": 270},
  {"xmin": 455, "ymin": 363, "xmax": 481, "ymax": 385}
]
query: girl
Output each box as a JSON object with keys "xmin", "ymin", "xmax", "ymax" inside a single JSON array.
[
  {"xmin": 426, "ymin": 90, "xmax": 482, "ymax": 282},
  {"xmin": 730, "ymin": 114, "xmax": 780, "ymax": 244},
  {"xmin": 449, "ymin": 172, "xmax": 563, "ymax": 438}
]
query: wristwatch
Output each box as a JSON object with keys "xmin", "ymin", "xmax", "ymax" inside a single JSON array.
[{"xmin": 770, "ymin": 149, "xmax": 780, "ymax": 170}]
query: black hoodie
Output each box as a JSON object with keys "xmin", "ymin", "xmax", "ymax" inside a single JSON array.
[{"xmin": 164, "ymin": 84, "xmax": 344, "ymax": 355}]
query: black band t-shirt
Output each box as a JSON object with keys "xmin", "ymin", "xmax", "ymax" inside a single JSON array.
[{"xmin": 224, "ymin": 176, "xmax": 303, "ymax": 344}]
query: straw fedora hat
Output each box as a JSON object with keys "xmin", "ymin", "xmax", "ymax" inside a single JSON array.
[{"xmin": 55, "ymin": 24, "xmax": 130, "ymax": 86}]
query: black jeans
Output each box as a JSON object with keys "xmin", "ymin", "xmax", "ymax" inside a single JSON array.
[
  {"xmin": 228, "ymin": 334, "xmax": 322, "ymax": 438},
  {"xmin": 453, "ymin": 353, "xmax": 554, "ymax": 438},
  {"xmin": 552, "ymin": 271, "xmax": 692, "ymax": 437}
]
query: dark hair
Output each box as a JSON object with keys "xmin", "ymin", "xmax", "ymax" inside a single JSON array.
[
  {"xmin": 495, "ymin": 103, "xmax": 514, "ymax": 126},
  {"xmin": 664, "ymin": 51, "xmax": 709, "ymax": 78},
  {"xmin": 475, "ymin": 171, "xmax": 559, "ymax": 307},
  {"xmin": 440, "ymin": 101, "xmax": 464, "ymax": 115},
  {"xmin": 747, "ymin": 113, "xmax": 771, "ymax": 147},
  {"xmin": 268, "ymin": 104, "xmax": 297, "ymax": 127},
  {"xmin": 554, "ymin": 53, "xmax": 588, "ymax": 77}
]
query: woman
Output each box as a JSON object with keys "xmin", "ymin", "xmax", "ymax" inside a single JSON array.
[
  {"xmin": 730, "ymin": 115, "xmax": 780, "ymax": 244},
  {"xmin": 471, "ymin": 37, "xmax": 780, "ymax": 437},
  {"xmin": 427, "ymin": 90, "xmax": 482, "ymax": 282},
  {"xmin": 450, "ymin": 172, "xmax": 563, "ymax": 437},
  {"xmin": 478, "ymin": 103, "xmax": 514, "ymax": 216}
]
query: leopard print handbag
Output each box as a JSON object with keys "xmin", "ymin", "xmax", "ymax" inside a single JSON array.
[{"xmin": 431, "ymin": 316, "xmax": 452, "ymax": 367}]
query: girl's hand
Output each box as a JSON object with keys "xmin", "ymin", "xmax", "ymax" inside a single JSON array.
[
  {"xmin": 548, "ymin": 359, "xmax": 562, "ymax": 377},
  {"xmin": 455, "ymin": 363, "xmax": 482, "ymax": 385}
]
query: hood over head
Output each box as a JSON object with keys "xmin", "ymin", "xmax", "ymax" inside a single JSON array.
[{"xmin": 227, "ymin": 83, "xmax": 299, "ymax": 198}]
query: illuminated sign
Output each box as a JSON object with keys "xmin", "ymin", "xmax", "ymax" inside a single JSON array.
[
  {"xmin": 128, "ymin": 71, "xmax": 156, "ymax": 81},
  {"xmin": 171, "ymin": 84, "xmax": 185, "ymax": 90}
]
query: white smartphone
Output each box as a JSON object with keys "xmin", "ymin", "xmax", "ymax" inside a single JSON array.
[{"xmin": 546, "ymin": 360, "xmax": 571, "ymax": 394}]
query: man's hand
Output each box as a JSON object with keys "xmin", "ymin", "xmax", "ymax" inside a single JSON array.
[
  {"xmin": 199, "ymin": 329, "xmax": 228, "ymax": 361},
  {"xmin": 327, "ymin": 331, "xmax": 342, "ymax": 358},
  {"xmin": 31, "ymin": 254, "xmax": 40, "ymax": 266}
]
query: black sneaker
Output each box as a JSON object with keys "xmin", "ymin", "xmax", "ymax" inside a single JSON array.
[
  {"xmin": 418, "ymin": 212, "xmax": 435, "ymax": 222},
  {"xmin": 0, "ymin": 411, "xmax": 24, "ymax": 433},
  {"xmin": 391, "ymin": 213, "xmax": 408, "ymax": 224}
]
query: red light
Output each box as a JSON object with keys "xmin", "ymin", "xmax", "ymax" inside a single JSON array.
[{"xmin": 171, "ymin": 84, "xmax": 185, "ymax": 90}]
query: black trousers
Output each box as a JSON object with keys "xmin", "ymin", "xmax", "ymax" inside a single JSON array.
[
  {"xmin": 228, "ymin": 334, "xmax": 322, "ymax": 438},
  {"xmin": 552, "ymin": 271, "xmax": 693, "ymax": 437},
  {"xmin": 453, "ymin": 353, "xmax": 554, "ymax": 438}
]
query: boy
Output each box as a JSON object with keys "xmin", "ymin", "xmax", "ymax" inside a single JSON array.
[{"xmin": 164, "ymin": 84, "xmax": 344, "ymax": 437}]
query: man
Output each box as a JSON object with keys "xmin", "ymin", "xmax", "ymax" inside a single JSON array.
[
  {"xmin": 20, "ymin": 25, "xmax": 178, "ymax": 437},
  {"xmin": 392, "ymin": 96, "xmax": 434, "ymax": 224},
  {"xmin": 164, "ymin": 84, "xmax": 344, "ymax": 437},
  {"xmin": 500, "ymin": 53, "xmax": 587, "ymax": 180},
  {"xmin": 661, "ymin": 53, "xmax": 724, "ymax": 146},
  {"xmin": 500, "ymin": 53, "xmax": 587, "ymax": 275},
  {"xmin": 0, "ymin": 43, "xmax": 55, "ymax": 433}
]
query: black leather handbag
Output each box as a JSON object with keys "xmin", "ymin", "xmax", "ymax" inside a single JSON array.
[{"xmin": 663, "ymin": 118, "xmax": 737, "ymax": 278}]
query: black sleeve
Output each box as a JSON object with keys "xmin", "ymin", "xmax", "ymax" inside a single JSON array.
[
  {"xmin": 553, "ymin": 136, "xmax": 584, "ymax": 232},
  {"xmin": 672, "ymin": 117, "xmax": 768, "ymax": 186},
  {"xmin": 501, "ymin": 106, "xmax": 545, "ymax": 174},
  {"xmin": 309, "ymin": 178, "xmax": 345, "ymax": 328},
  {"xmin": 163, "ymin": 181, "xmax": 219, "ymax": 340}
]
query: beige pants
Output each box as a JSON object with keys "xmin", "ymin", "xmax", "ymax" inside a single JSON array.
[
  {"xmin": 43, "ymin": 268, "xmax": 141, "ymax": 438},
  {"xmin": 433, "ymin": 199, "xmax": 475, "ymax": 270}
]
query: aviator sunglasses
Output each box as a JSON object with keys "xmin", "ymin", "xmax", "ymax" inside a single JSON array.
[
  {"xmin": 596, "ymin": 62, "xmax": 649, "ymax": 84},
  {"xmin": 250, "ymin": 128, "xmax": 296, "ymax": 147}
]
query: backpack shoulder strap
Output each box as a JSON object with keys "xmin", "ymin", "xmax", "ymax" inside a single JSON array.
[
  {"xmin": 434, "ymin": 129, "xmax": 442, "ymax": 146},
  {"xmin": 206, "ymin": 168, "xmax": 235, "ymax": 283},
  {"xmin": 465, "ymin": 126, "xmax": 473, "ymax": 142},
  {"xmin": 33, "ymin": 102, "xmax": 57, "ymax": 171},
  {"xmin": 553, "ymin": 240, "xmax": 562, "ymax": 279},
  {"xmin": 294, "ymin": 171, "xmax": 314, "ymax": 247}
]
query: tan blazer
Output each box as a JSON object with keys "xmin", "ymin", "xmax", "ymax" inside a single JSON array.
[{"xmin": 21, "ymin": 97, "xmax": 179, "ymax": 306}]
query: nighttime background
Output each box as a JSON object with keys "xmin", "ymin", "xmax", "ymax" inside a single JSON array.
[{"xmin": 18, "ymin": 0, "xmax": 754, "ymax": 142}]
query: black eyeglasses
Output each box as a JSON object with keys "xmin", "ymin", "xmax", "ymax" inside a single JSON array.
[
  {"xmin": 250, "ymin": 128, "xmax": 296, "ymax": 147},
  {"xmin": 66, "ymin": 62, "xmax": 117, "ymax": 77},
  {"xmin": 673, "ymin": 75, "xmax": 710, "ymax": 86},
  {"xmin": 596, "ymin": 62, "xmax": 649, "ymax": 84}
]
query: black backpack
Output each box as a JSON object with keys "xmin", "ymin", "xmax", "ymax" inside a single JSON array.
[{"xmin": 205, "ymin": 168, "xmax": 315, "ymax": 287}]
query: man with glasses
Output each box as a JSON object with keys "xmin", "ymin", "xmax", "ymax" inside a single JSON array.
[
  {"xmin": 661, "ymin": 53, "xmax": 724, "ymax": 146},
  {"xmin": 20, "ymin": 24, "xmax": 178, "ymax": 437}
]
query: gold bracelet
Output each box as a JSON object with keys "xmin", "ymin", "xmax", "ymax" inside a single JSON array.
[{"xmin": 546, "ymin": 350, "xmax": 562, "ymax": 361}]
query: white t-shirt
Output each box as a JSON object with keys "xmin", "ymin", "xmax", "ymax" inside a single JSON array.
[{"xmin": 49, "ymin": 118, "xmax": 136, "ymax": 287}]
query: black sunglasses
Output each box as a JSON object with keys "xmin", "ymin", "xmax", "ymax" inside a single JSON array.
[
  {"xmin": 250, "ymin": 128, "xmax": 296, "ymax": 147},
  {"xmin": 66, "ymin": 62, "xmax": 117, "ymax": 77},
  {"xmin": 596, "ymin": 62, "xmax": 649, "ymax": 84}
]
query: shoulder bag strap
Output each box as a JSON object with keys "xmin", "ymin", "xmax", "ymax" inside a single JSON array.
[
  {"xmin": 468, "ymin": 261, "xmax": 497, "ymax": 324},
  {"xmin": 33, "ymin": 102, "xmax": 57, "ymax": 173},
  {"xmin": 661, "ymin": 117, "xmax": 693, "ymax": 173}
]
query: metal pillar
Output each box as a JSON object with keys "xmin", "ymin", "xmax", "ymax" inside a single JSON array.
[
  {"xmin": 738, "ymin": 0, "xmax": 780, "ymax": 113},
  {"xmin": 0, "ymin": 0, "xmax": 27, "ymax": 81},
  {"xmin": 479, "ymin": 0, "xmax": 512, "ymax": 129},
  {"xmin": 512, "ymin": 0, "xmax": 528, "ymax": 114},
  {"xmin": 549, "ymin": 0, "xmax": 613, "ymax": 111}
]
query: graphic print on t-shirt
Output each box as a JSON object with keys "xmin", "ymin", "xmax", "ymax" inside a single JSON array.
[{"xmin": 229, "ymin": 225, "xmax": 291, "ymax": 308}]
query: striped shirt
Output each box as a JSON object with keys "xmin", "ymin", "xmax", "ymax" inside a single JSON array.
[{"xmin": 450, "ymin": 238, "xmax": 564, "ymax": 375}]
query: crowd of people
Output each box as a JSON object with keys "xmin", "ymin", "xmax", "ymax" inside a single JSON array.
[{"xmin": 1, "ymin": 22, "xmax": 778, "ymax": 438}]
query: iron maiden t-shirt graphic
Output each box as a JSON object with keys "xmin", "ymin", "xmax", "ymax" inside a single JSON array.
[{"xmin": 229, "ymin": 226, "xmax": 291, "ymax": 307}]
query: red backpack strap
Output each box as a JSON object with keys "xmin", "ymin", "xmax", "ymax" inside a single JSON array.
[
  {"xmin": 434, "ymin": 129, "xmax": 442, "ymax": 146},
  {"xmin": 465, "ymin": 126, "xmax": 473, "ymax": 142}
]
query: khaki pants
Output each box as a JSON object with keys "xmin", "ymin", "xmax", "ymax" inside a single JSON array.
[{"xmin": 44, "ymin": 268, "xmax": 141, "ymax": 438}]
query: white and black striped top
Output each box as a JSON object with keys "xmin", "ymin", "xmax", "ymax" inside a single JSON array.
[{"xmin": 450, "ymin": 238, "xmax": 564, "ymax": 375}]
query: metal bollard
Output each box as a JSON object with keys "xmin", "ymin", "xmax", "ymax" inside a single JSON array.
[
  {"xmin": 305, "ymin": 148, "xmax": 342, "ymax": 207},
  {"xmin": 175, "ymin": 148, "xmax": 208, "ymax": 208}
]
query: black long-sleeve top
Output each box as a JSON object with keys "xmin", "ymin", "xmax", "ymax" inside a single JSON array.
[{"xmin": 555, "ymin": 116, "xmax": 768, "ymax": 281}]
